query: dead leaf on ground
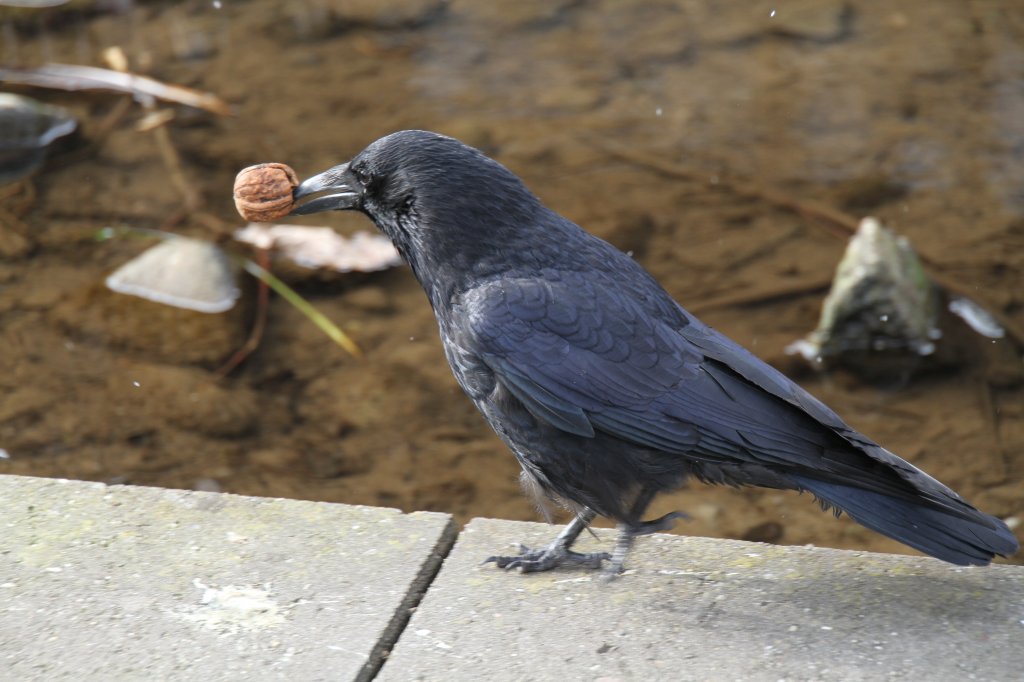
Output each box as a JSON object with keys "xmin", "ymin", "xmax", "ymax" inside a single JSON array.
[{"xmin": 234, "ymin": 224, "xmax": 402, "ymax": 274}]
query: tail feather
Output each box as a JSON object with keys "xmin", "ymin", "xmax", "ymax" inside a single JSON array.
[{"xmin": 790, "ymin": 476, "xmax": 1019, "ymax": 566}]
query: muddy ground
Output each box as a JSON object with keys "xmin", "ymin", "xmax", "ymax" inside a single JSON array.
[{"xmin": 1, "ymin": 0, "xmax": 1022, "ymax": 562}]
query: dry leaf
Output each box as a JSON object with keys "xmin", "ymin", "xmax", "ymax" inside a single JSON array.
[
  {"xmin": 0, "ymin": 64, "xmax": 232, "ymax": 116},
  {"xmin": 234, "ymin": 224, "xmax": 402, "ymax": 273}
]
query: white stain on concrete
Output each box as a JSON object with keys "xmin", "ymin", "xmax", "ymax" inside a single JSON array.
[{"xmin": 174, "ymin": 579, "xmax": 287, "ymax": 633}]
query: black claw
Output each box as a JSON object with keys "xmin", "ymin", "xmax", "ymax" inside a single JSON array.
[
  {"xmin": 484, "ymin": 543, "xmax": 611, "ymax": 573},
  {"xmin": 483, "ymin": 544, "xmax": 526, "ymax": 568}
]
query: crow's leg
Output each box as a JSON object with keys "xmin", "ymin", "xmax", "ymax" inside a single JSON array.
[
  {"xmin": 485, "ymin": 508, "xmax": 610, "ymax": 573},
  {"xmin": 604, "ymin": 488, "xmax": 687, "ymax": 578}
]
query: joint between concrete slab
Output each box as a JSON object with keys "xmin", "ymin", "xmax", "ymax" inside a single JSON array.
[{"xmin": 360, "ymin": 514, "xmax": 459, "ymax": 681}]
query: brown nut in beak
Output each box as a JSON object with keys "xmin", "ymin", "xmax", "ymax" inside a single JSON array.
[{"xmin": 233, "ymin": 162, "xmax": 298, "ymax": 222}]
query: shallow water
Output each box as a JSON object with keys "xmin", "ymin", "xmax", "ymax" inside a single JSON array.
[{"xmin": 1, "ymin": 0, "xmax": 1022, "ymax": 561}]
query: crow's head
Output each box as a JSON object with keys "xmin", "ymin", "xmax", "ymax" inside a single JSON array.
[{"xmin": 290, "ymin": 130, "xmax": 546, "ymax": 300}]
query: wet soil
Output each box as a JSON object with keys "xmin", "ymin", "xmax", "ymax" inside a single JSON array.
[{"xmin": 1, "ymin": 0, "xmax": 1022, "ymax": 561}]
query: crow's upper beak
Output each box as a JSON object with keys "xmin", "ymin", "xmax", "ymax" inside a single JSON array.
[{"xmin": 290, "ymin": 162, "xmax": 360, "ymax": 215}]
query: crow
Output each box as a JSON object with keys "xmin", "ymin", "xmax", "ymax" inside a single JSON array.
[{"xmin": 290, "ymin": 130, "xmax": 1018, "ymax": 575}]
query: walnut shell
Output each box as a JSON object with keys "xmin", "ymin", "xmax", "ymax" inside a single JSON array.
[{"xmin": 233, "ymin": 162, "xmax": 299, "ymax": 222}]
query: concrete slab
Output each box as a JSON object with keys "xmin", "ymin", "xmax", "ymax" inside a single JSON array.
[
  {"xmin": 0, "ymin": 475, "xmax": 456, "ymax": 681},
  {"xmin": 381, "ymin": 517, "xmax": 1024, "ymax": 682}
]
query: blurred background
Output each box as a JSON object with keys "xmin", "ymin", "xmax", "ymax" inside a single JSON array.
[{"xmin": 1, "ymin": 0, "xmax": 1021, "ymax": 561}]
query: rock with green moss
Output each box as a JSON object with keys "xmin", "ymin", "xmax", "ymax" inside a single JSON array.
[{"xmin": 788, "ymin": 217, "xmax": 940, "ymax": 372}]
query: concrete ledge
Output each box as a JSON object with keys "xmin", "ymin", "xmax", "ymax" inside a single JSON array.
[
  {"xmin": 381, "ymin": 517, "xmax": 1024, "ymax": 681},
  {"xmin": 0, "ymin": 475, "xmax": 456, "ymax": 681},
  {"xmin": 2, "ymin": 475, "xmax": 1022, "ymax": 681}
]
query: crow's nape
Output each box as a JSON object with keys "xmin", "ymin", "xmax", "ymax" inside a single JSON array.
[{"xmin": 790, "ymin": 475, "xmax": 1018, "ymax": 565}]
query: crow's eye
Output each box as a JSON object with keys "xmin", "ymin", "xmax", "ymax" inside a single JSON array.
[{"xmin": 350, "ymin": 164, "xmax": 370, "ymax": 185}]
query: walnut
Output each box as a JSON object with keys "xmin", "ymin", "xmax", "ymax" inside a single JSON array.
[{"xmin": 233, "ymin": 162, "xmax": 299, "ymax": 222}]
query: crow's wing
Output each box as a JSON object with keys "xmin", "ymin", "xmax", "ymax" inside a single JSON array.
[
  {"xmin": 461, "ymin": 274, "xmax": 856, "ymax": 468},
  {"xmin": 461, "ymin": 275, "xmax": 969, "ymax": 504},
  {"xmin": 463, "ymin": 273, "xmax": 703, "ymax": 451}
]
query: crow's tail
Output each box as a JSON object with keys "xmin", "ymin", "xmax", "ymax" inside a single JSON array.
[{"xmin": 790, "ymin": 476, "xmax": 1019, "ymax": 566}]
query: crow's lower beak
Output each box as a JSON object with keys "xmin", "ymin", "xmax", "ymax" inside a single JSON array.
[{"xmin": 290, "ymin": 163, "xmax": 360, "ymax": 215}]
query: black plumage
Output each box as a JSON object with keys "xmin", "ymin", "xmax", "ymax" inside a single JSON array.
[{"xmin": 290, "ymin": 130, "xmax": 1018, "ymax": 574}]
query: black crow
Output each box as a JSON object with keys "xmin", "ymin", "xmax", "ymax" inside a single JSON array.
[{"xmin": 290, "ymin": 130, "xmax": 1018, "ymax": 575}]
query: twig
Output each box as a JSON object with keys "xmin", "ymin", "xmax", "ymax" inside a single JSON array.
[
  {"xmin": 0, "ymin": 64, "xmax": 232, "ymax": 115},
  {"xmin": 241, "ymin": 258, "xmax": 362, "ymax": 358},
  {"xmin": 719, "ymin": 224, "xmax": 802, "ymax": 272},
  {"xmin": 596, "ymin": 140, "xmax": 859, "ymax": 236},
  {"xmin": 94, "ymin": 96, "xmax": 135, "ymax": 137},
  {"xmin": 689, "ymin": 277, "xmax": 832, "ymax": 315},
  {"xmin": 100, "ymin": 49, "xmax": 203, "ymax": 214},
  {"xmin": 215, "ymin": 248, "xmax": 271, "ymax": 378},
  {"xmin": 148, "ymin": 115, "xmax": 202, "ymax": 212}
]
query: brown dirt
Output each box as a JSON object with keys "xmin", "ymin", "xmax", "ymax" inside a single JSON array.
[{"xmin": 1, "ymin": 0, "xmax": 1022, "ymax": 562}]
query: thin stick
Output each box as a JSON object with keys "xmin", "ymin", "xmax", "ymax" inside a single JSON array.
[
  {"xmin": 241, "ymin": 258, "xmax": 362, "ymax": 358},
  {"xmin": 149, "ymin": 117, "xmax": 202, "ymax": 212},
  {"xmin": 215, "ymin": 249, "xmax": 272, "ymax": 378},
  {"xmin": 689, "ymin": 277, "xmax": 832, "ymax": 315},
  {"xmin": 0, "ymin": 64, "xmax": 232, "ymax": 116}
]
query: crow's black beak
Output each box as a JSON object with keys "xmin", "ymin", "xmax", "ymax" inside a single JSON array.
[{"xmin": 290, "ymin": 163, "xmax": 360, "ymax": 215}]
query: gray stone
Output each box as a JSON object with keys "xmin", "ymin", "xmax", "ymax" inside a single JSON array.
[
  {"xmin": 381, "ymin": 517, "xmax": 1024, "ymax": 681},
  {"xmin": 0, "ymin": 475, "xmax": 455, "ymax": 681}
]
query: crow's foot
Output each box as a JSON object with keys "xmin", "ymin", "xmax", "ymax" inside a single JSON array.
[
  {"xmin": 485, "ymin": 543, "xmax": 611, "ymax": 573},
  {"xmin": 483, "ymin": 512, "xmax": 605, "ymax": 573},
  {"xmin": 481, "ymin": 508, "xmax": 687, "ymax": 577}
]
